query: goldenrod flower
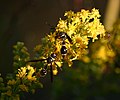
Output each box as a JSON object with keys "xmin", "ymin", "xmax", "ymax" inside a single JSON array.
[
  {"xmin": 34, "ymin": 45, "xmax": 41, "ymax": 52},
  {"xmin": 90, "ymin": 38, "xmax": 115, "ymax": 65},
  {"xmin": 19, "ymin": 84, "xmax": 28, "ymax": 92},
  {"xmin": 53, "ymin": 69, "xmax": 58, "ymax": 75},
  {"xmin": 80, "ymin": 9, "xmax": 89, "ymax": 23},
  {"xmin": 54, "ymin": 8, "xmax": 105, "ymax": 62},
  {"xmin": 7, "ymin": 79, "xmax": 16, "ymax": 85},
  {"xmin": 27, "ymin": 8, "xmax": 106, "ymax": 76},
  {"xmin": 56, "ymin": 19, "xmax": 68, "ymax": 32},
  {"xmin": 16, "ymin": 65, "xmax": 36, "ymax": 81},
  {"xmin": 16, "ymin": 67, "xmax": 27, "ymax": 78},
  {"xmin": 5, "ymin": 90, "xmax": 12, "ymax": 96},
  {"xmin": 95, "ymin": 45, "xmax": 115, "ymax": 62},
  {"xmin": 96, "ymin": 46, "xmax": 107, "ymax": 61},
  {"xmin": 26, "ymin": 65, "xmax": 36, "ymax": 81},
  {"xmin": 82, "ymin": 56, "xmax": 90, "ymax": 63}
]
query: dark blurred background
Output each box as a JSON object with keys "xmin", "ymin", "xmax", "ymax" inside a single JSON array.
[{"xmin": 1, "ymin": 0, "xmax": 120, "ymax": 100}]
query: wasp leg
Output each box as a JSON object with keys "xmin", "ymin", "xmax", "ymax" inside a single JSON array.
[
  {"xmin": 50, "ymin": 64, "xmax": 53, "ymax": 82},
  {"xmin": 55, "ymin": 62, "xmax": 62, "ymax": 71}
]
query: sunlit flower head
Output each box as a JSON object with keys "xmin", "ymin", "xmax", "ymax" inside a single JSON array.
[
  {"xmin": 16, "ymin": 65, "xmax": 36, "ymax": 81},
  {"xmin": 31, "ymin": 8, "xmax": 106, "ymax": 75},
  {"xmin": 54, "ymin": 8, "xmax": 105, "ymax": 60},
  {"xmin": 16, "ymin": 67, "xmax": 27, "ymax": 78}
]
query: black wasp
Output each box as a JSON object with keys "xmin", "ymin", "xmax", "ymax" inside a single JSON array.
[
  {"xmin": 55, "ymin": 32, "xmax": 73, "ymax": 57},
  {"xmin": 27, "ymin": 53, "xmax": 57, "ymax": 82}
]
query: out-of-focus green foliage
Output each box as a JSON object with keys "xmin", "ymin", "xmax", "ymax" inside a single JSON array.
[{"xmin": 0, "ymin": 42, "xmax": 43, "ymax": 100}]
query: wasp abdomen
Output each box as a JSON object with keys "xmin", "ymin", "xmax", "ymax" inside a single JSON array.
[
  {"xmin": 40, "ymin": 68, "xmax": 47, "ymax": 77},
  {"xmin": 61, "ymin": 46, "xmax": 67, "ymax": 55}
]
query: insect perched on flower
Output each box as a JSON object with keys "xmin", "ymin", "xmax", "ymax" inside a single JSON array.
[
  {"xmin": 55, "ymin": 32, "xmax": 73, "ymax": 58},
  {"xmin": 27, "ymin": 8, "xmax": 106, "ymax": 81},
  {"xmin": 27, "ymin": 53, "xmax": 60, "ymax": 82}
]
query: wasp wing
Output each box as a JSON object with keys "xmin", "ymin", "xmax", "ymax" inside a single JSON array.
[{"xmin": 27, "ymin": 59, "xmax": 46, "ymax": 62}]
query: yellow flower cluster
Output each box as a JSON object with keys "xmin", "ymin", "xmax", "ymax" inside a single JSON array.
[
  {"xmin": 91, "ymin": 39, "xmax": 115, "ymax": 65},
  {"xmin": 56, "ymin": 8, "xmax": 105, "ymax": 42},
  {"xmin": 31, "ymin": 8, "xmax": 106, "ymax": 79},
  {"xmin": 46, "ymin": 8, "xmax": 105, "ymax": 66},
  {"xmin": 16, "ymin": 65, "xmax": 36, "ymax": 81}
]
